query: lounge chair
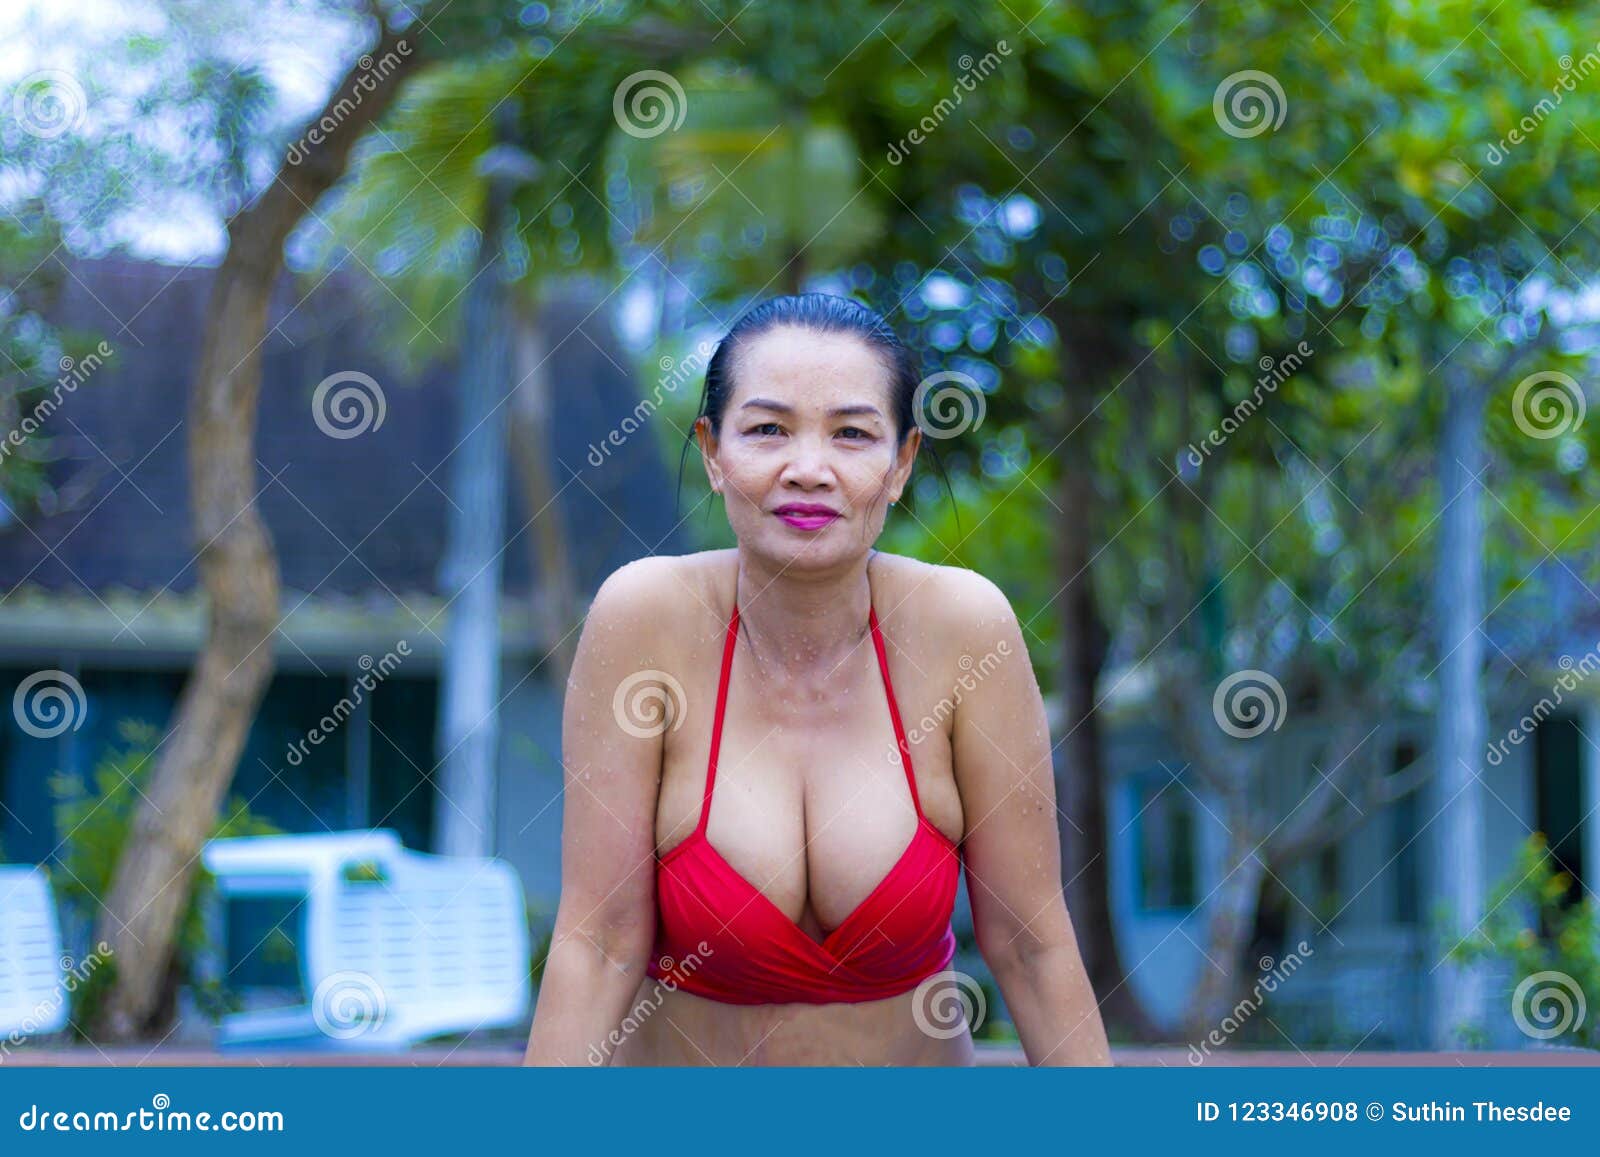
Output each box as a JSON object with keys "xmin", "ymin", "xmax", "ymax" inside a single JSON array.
[
  {"xmin": 199, "ymin": 830, "xmax": 530, "ymax": 1049},
  {"xmin": 0, "ymin": 866, "xmax": 71, "ymax": 1040}
]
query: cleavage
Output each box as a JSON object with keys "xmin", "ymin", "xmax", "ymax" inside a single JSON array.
[{"xmin": 702, "ymin": 724, "xmax": 920, "ymax": 941}]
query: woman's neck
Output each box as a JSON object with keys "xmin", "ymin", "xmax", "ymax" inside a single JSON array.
[{"xmin": 733, "ymin": 549, "xmax": 875, "ymax": 679}]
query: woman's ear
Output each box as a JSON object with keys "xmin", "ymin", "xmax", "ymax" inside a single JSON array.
[
  {"xmin": 695, "ymin": 416, "xmax": 723, "ymax": 495},
  {"xmin": 887, "ymin": 425, "xmax": 921, "ymax": 503}
]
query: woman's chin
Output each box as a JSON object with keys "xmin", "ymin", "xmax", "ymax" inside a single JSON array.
[{"xmin": 744, "ymin": 527, "xmax": 877, "ymax": 572}]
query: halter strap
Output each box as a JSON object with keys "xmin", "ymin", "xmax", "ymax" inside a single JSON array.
[
  {"xmin": 867, "ymin": 603, "xmax": 923, "ymax": 812},
  {"xmin": 696, "ymin": 597, "xmax": 922, "ymax": 837},
  {"xmin": 695, "ymin": 598, "xmax": 742, "ymax": 837}
]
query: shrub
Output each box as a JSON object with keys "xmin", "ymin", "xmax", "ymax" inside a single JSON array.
[
  {"xmin": 1450, "ymin": 832, "xmax": 1598, "ymax": 1050},
  {"xmin": 46, "ymin": 719, "xmax": 282, "ymax": 1039}
]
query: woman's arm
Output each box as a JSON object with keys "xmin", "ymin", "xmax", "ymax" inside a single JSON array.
[
  {"xmin": 524, "ymin": 559, "xmax": 675, "ymax": 1066},
  {"xmin": 943, "ymin": 569, "xmax": 1113, "ymax": 1067}
]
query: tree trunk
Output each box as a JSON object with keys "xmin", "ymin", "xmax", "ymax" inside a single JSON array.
[
  {"xmin": 1055, "ymin": 384, "xmax": 1158, "ymax": 1041},
  {"xmin": 432, "ymin": 128, "xmax": 516, "ymax": 858},
  {"xmin": 91, "ymin": 23, "xmax": 422, "ymax": 1041},
  {"xmin": 781, "ymin": 116, "xmax": 806, "ymax": 295},
  {"xmin": 1182, "ymin": 819, "xmax": 1267, "ymax": 1038},
  {"xmin": 1428, "ymin": 358, "xmax": 1488, "ymax": 1046},
  {"xmin": 507, "ymin": 299, "xmax": 579, "ymax": 687},
  {"xmin": 782, "ymin": 241, "xmax": 806, "ymax": 296}
]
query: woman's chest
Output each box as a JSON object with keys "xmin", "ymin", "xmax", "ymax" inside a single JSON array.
[{"xmin": 655, "ymin": 663, "xmax": 963, "ymax": 936}]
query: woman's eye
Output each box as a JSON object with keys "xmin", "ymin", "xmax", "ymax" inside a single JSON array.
[
  {"xmin": 751, "ymin": 422, "xmax": 782, "ymax": 436},
  {"xmin": 838, "ymin": 426, "xmax": 869, "ymax": 440}
]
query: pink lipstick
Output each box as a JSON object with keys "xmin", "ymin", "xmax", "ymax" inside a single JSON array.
[{"xmin": 773, "ymin": 503, "xmax": 840, "ymax": 531}]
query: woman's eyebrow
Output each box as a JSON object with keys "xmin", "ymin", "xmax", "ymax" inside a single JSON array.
[{"xmin": 738, "ymin": 397, "xmax": 883, "ymax": 418}]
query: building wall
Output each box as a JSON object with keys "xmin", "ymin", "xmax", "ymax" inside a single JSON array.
[
  {"xmin": 1102, "ymin": 693, "xmax": 1573, "ymax": 1049},
  {"xmin": 1103, "ymin": 719, "xmax": 1218, "ymax": 1029},
  {"xmin": 493, "ymin": 666, "xmax": 565, "ymax": 922}
]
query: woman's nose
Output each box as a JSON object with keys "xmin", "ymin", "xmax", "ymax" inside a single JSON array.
[{"xmin": 779, "ymin": 436, "xmax": 835, "ymax": 487}]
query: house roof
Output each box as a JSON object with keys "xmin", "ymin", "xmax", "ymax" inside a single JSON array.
[{"xmin": 0, "ymin": 256, "xmax": 689, "ymax": 617}]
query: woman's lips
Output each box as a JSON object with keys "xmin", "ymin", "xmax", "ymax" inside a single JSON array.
[{"xmin": 773, "ymin": 505, "xmax": 840, "ymax": 531}]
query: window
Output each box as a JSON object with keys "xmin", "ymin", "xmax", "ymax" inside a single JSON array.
[
  {"xmin": 1535, "ymin": 714, "xmax": 1585, "ymax": 911},
  {"xmin": 0, "ymin": 664, "xmax": 441, "ymax": 868},
  {"xmin": 1316, "ymin": 844, "xmax": 1341, "ymax": 926},
  {"xmin": 223, "ymin": 894, "xmax": 307, "ymax": 991},
  {"xmin": 369, "ymin": 675, "xmax": 437, "ymax": 852},
  {"xmin": 1389, "ymin": 739, "xmax": 1420, "ymax": 924},
  {"xmin": 231, "ymin": 671, "xmax": 354, "ymax": 832},
  {"xmin": 1131, "ymin": 772, "xmax": 1198, "ymax": 911}
]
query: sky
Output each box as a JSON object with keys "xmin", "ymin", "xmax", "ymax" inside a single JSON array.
[{"xmin": 1, "ymin": 0, "xmax": 366, "ymax": 263}]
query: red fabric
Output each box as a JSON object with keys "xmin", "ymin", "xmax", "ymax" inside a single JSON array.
[{"xmin": 646, "ymin": 599, "xmax": 960, "ymax": 1005}]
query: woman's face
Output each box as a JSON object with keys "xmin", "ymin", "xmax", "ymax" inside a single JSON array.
[{"xmin": 695, "ymin": 325, "xmax": 920, "ymax": 572}]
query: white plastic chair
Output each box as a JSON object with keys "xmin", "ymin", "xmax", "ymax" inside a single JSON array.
[
  {"xmin": 200, "ymin": 830, "xmax": 531, "ymax": 1048},
  {"xmin": 0, "ymin": 866, "xmax": 70, "ymax": 1039}
]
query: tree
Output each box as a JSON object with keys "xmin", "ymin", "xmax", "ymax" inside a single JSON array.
[
  {"xmin": 0, "ymin": 209, "xmax": 81, "ymax": 518},
  {"xmin": 855, "ymin": 0, "xmax": 1203, "ymax": 1039},
  {"xmin": 1132, "ymin": 0, "xmax": 1600, "ymax": 1043},
  {"xmin": 304, "ymin": 12, "xmax": 718, "ymax": 840},
  {"xmin": 92, "ymin": 10, "xmax": 424, "ymax": 1040}
]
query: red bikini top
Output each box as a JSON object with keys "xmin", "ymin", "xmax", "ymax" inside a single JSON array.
[{"xmin": 647, "ymin": 597, "xmax": 961, "ymax": 1005}]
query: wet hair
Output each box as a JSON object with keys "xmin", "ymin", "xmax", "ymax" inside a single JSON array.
[
  {"xmin": 698, "ymin": 294, "xmax": 920, "ymax": 443},
  {"xmin": 675, "ymin": 293, "xmax": 954, "ymax": 520}
]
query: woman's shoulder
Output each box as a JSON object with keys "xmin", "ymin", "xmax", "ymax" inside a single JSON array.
[
  {"xmin": 871, "ymin": 552, "xmax": 1019, "ymax": 642},
  {"xmin": 587, "ymin": 550, "xmax": 734, "ymax": 629},
  {"xmin": 588, "ymin": 549, "xmax": 1016, "ymax": 643}
]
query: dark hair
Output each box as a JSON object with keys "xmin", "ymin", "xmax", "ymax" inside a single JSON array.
[
  {"xmin": 697, "ymin": 293, "xmax": 920, "ymax": 442},
  {"xmin": 676, "ymin": 293, "xmax": 954, "ymax": 520}
]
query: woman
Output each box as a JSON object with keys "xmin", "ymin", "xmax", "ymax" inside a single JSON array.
[{"xmin": 524, "ymin": 294, "xmax": 1111, "ymax": 1067}]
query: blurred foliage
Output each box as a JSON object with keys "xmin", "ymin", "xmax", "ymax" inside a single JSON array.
[
  {"xmin": 292, "ymin": 0, "xmax": 1600, "ymax": 718},
  {"xmin": 46, "ymin": 719, "xmax": 283, "ymax": 1038},
  {"xmin": 0, "ymin": 208, "xmax": 88, "ymax": 522},
  {"xmin": 1450, "ymin": 833, "xmax": 1598, "ymax": 1051},
  {"xmin": 5, "ymin": 0, "xmax": 1600, "ymax": 1045},
  {"xmin": 340, "ymin": 858, "xmax": 389, "ymax": 883},
  {"xmin": 527, "ymin": 898, "xmax": 554, "ymax": 992}
]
